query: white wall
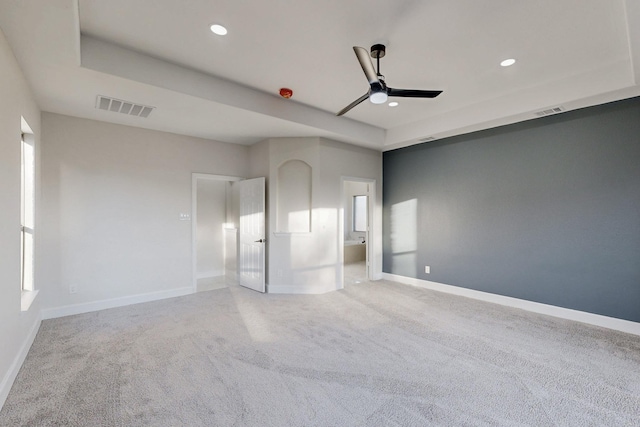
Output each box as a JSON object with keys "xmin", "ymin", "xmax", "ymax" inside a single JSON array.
[
  {"xmin": 320, "ymin": 138, "xmax": 383, "ymax": 285},
  {"xmin": 248, "ymin": 139, "xmax": 270, "ymax": 179},
  {"xmin": 0, "ymin": 28, "xmax": 42, "ymax": 409},
  {"xmin": 263, "ymin": 137, "xmax": 382, "ymax": 294},
  {"xmin": 38, "ymin": 113, "xmax": 249, "ymax": 313},
  {"xmin": 196, "ymin": 179, "xmax": 226, "ymax": 279},
  {"xmin": 0, "ymin": 37, "xmax": 380, "ymax": 406},
  {"xmin": 226, "ymin": 181, "xmax": 240, "ymax": 229}
]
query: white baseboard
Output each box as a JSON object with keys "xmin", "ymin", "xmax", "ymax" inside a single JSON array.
[
  {"xmin": 382, "ymin": 273, "xmax": 640, "ymax": 336},
  {"xmin": 0, "ymin": 313, "xmax": 41, "ymax": 410},
  {"xmin": 196, "ymin": 270, "xmax": 224, "ymax": 280},
  {"xmin": 41, "ymin": 287, "xmax": 194, "ymax": 320},
  {"xmin": 268, "ymin": 283, "xmax": 337, "ymax": 295}
]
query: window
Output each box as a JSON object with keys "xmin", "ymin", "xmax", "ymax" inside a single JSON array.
[
  {"xmin": 21, "ymin": 132, "xmax": 35, "ymax": 293},
  {"xmin": 20, "ymin": 118, "xmax": 38, "ymax": 312},
  {"xmin": 353, "ymin": 195, "xmax": 367, "ymax": 232}
]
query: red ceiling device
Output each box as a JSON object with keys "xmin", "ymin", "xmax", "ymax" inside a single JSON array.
[{"xmin": 279, "ymin": 88, "xmax": 293, "ymax": 98}]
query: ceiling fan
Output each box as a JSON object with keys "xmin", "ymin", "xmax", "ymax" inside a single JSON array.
[{"xmin": 337, "ymin": 44, "xmax": 443, "ymax": 116}]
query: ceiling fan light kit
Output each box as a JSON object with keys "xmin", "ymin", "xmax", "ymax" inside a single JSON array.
[
  {"xmin": 337, "ymin": 44, "xmax": 442, "ymax": 116},
  {"xmin": 369, "ymin": 90, "xmax": 388, "ymax": 104}
]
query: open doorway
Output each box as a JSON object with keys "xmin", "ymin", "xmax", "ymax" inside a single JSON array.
[
  {"xmin": 191, "ymin": 174, "xmax": 242, "ymax": 292},
  {"xmin": 342, "ymin": 178, "xmax": 374, "ymax": 285}
]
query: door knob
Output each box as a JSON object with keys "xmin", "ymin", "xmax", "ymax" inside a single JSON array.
[{"xmin": 254, "ymin": 238, "xmax": 266, "ymax": 243}]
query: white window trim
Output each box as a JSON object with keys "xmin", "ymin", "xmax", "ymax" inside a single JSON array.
[
  {"xmin": 353, "ymin": 195, "xmax": 367, "ymax": 232},
  {"xmin": 20, "ymin": 119, "xmax": 38, "ymax": 311},
  {"xmin": 21, "ymin": 289, "xmax": 39, "ymax": 312}
]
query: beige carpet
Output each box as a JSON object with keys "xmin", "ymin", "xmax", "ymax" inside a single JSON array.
[{"xmin": 1, "ymin": 279, "xmax": 639, "ymax": 426}]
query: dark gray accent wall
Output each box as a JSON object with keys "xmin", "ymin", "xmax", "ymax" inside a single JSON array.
[{"xmin": 383, "ymin": 97, "xmax": 640, "ymax": 322}]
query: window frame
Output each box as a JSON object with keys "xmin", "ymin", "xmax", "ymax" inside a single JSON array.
[
  {"xmin": 352, "ymin": 195, "xmax": 367, "ymax": 232},
  {"xmin": 20, "ymin": 125, "xmax": 38, "ymax": 311}
]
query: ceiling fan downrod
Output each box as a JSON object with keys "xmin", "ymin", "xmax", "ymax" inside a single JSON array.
[{"xmin": 371, "ymin": 44, "xmax": 386, "ymax": 78}]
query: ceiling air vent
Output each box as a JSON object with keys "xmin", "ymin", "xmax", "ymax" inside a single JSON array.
[
  {"xmin": 534, "ymin": 106, "xmax": 564, "ymax": 117},
  {"xmin": 96, "ymin": 95, "xmax": 155, "ymax": 118}
]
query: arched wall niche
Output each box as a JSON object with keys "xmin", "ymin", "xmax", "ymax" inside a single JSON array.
[{"xmin": 276, "ymin": 159, "xmax": 312, "ymax": 233}]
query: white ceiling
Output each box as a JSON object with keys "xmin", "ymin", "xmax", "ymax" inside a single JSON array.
[{"xmin": 1, "ymin": 0, "xmax": 639, "ymax": 150}]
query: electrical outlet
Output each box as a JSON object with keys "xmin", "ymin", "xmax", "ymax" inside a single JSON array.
[
  {"xmin": 424, "ymin": 266, "xmax": 430, "ymax": 274},
  {"xmin": 69, "ymin": 284, "xmax": 77, "ymax": 294},
  {"xmin": 277, "ymin": 269, "xmax": 283, "ymax": 277}
]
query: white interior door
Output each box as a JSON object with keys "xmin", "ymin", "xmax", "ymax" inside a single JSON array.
[{"xmin": 238, "ymin": 177, "xmax": 266, "ymax": 292}]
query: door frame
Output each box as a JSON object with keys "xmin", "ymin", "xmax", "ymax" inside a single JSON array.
[
  {"xmin": 339, "ymin": 176, "xmax": 376, "ymax": 289},
  {"xmin": 191, "ymin": 173, "xmax": 243, "ymax": 293}
]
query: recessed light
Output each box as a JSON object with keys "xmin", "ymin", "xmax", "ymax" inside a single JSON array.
[
  {"xmin": 500, "ymin": 58, "xmax": 516, "ymax": 67},
  {"xmin": 388, "ymin": 101, "xmax": 399, "ymax": 107},
  {"xmin": 210, "ymin": 24, "xmax": 228, "ymax": 36}
]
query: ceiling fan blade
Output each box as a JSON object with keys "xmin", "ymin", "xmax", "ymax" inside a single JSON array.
[
  {"xmin": 388, "ymin": 88, "xmax": 443, "ymax": 98},
  {"xmin": 336, "ymin": 93, "xmax": 369, "ymax": 116},
  {"xmin": 353, "ymin": 46, "xmax": 380, "ymax": 85}
]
